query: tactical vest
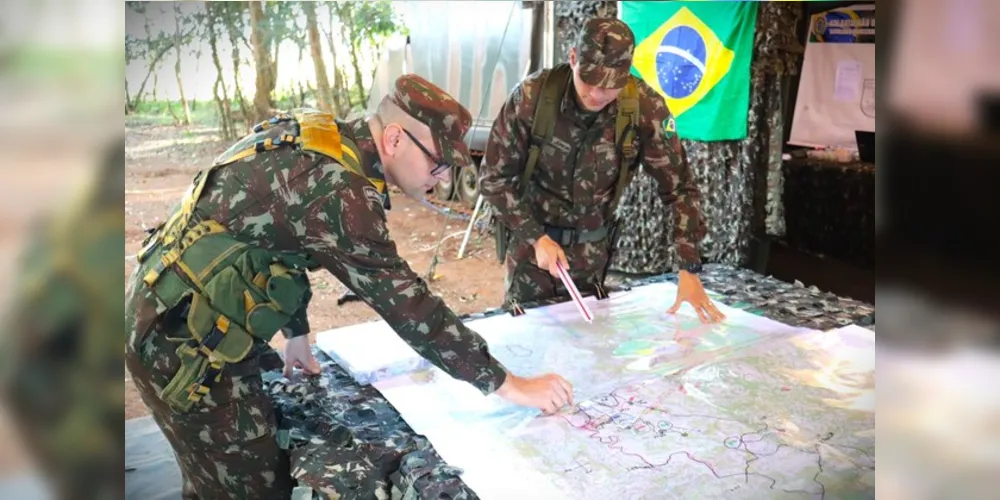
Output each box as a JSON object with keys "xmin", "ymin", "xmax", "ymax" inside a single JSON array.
[
  {"xmin": 135, "ymin": 109, "xmax": 379, "ymax": 411},
  {"xmin": 494, "ymin": 64, "xmax": 641, "ymax": 261}
]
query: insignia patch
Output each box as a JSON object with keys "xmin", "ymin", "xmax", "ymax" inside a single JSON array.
[
  {"xmin": 663, "ymin": 116, "xmax": 677, "ymax": 139},
  {"xmin": 362, "ymin": 186, "xmax": 383, "ymax": 206},
  {"xmin": 511, "ymin": 84, "xmax": 523, "ymax": 107}
]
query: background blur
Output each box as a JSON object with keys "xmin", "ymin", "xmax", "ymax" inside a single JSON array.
[{"xmin": 0, "ymin": 0, "xmax": 997, "ymax": 498}]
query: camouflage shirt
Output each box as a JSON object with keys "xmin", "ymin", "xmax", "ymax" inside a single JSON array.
[
  {"xmin": 480, "ymin": 66, "xmax": 707, "ymax": 265},
  {"xmin": 134, "ymin": 116, "xmax": 508, "ymax": 395}
]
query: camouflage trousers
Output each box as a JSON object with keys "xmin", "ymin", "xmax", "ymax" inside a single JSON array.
[
  {"xmin": 125, "ymin": 297, "xmax": 293, "ymax": 498},
  {"xmin": 503, "ymin": 236, "xmax": 611, "ymax": 307}
]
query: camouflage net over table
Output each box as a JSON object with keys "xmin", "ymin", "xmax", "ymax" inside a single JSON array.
[
  {"xmin": 781, "ymin": 158, "xmax": 876, "ymax": 268},
  {"xmin": 265, "ymin": 264, "xmax": 874, "ymax": 499}
]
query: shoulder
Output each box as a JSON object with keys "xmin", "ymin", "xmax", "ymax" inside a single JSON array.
[
  {"xmin": 632, "ymin": 76, "xmax": 672, "ymax": 118},
  {"xmin": 507, "ymin": 65, "xmax": 567, "ymax": 115}
]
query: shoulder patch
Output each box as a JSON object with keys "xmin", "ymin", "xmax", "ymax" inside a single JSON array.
[
  {"xmin": 511, "ymin": 84, "xmax": 523, "ymax": 107},
  {"xmin": 362, "ymin": 185, "xmax": 383, "ymax": 206}
]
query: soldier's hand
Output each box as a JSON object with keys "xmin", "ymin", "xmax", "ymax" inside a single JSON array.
[
  {"xmin": 496, "ymin": 372, "xmax": 574, "ymax": 414},
  {"xmin": 283, "ymin": 335, "xmax": 322, "ymax": 378},
  {"xmin": 533, "ymin": 235, "xmax": 569, "ymax": 278},
  {"xmin": 668, "ymin": 270, "xmax": 726, "ymax": 324}
]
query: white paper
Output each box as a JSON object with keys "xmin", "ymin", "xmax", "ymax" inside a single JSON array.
[
  {"xmin": 834, "ymin": 60, "xmax": 863, "ymax": 101},
  {"xmin": 373, "ymin": 281, "xmax": 875, "ymax": 499},
  {"xmin": 315, "ymin": 320, "xmax": 429, "ymax": 385}
]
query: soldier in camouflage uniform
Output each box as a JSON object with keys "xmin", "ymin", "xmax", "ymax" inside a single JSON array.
[
  {"xmin": 480, "ymin": 18, "xmax": 725, "ymax": 323},
  {"xmin": 0, "ymin": 138, "xmax": 123, "ymax": 500},
  {"xmin": 124, "ymin": 74, "xmax": 573, "ymax": 499}
]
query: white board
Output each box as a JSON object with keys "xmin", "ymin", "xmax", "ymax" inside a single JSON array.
[{"xmin": 788, "ymin": 4, "xmax": 876, "ymax": 149}]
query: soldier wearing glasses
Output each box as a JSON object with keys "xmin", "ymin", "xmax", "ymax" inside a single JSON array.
[{"xmin": 124, "ymin": 74, "xmax": 573, "ymax": 498}]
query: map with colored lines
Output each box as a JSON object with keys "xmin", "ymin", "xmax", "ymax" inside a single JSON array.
[{"xmin": 367, "ymin": 282, "xmax": 876, "ymax": 499}]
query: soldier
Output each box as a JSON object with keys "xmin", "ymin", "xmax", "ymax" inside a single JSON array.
[
  {"xmin": 0, "ymin": 137, "xmax": 123, "ymax": 500},
  {"xmin": 481, "ymin": 17, "xmax": 725, "ymax": 324},
  {"xmin": 124, "ymin": 74, "xmax": 573, "ymax": 499}
]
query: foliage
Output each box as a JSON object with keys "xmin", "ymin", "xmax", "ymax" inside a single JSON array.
[{"xmin": 126, "ymin": 0, "xmax": 408, "ymax": 123}]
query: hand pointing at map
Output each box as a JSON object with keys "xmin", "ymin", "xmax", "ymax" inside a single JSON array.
[
  {"xmin": 668, "ymin": 270, "xmax": 726, "ymax": 324},
  {"xmin": 497, "ymin": 371, "xmax": 574, "ymax": 414}
]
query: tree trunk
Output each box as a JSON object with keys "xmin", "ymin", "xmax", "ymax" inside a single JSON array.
[
  {"xmin": 205, "ymin": 2, "xmax": 234, "ymax": 139},
  {"xmin": 347, "ymin": 38, "xmax": 366, "ymax": 106},
  {"xmin": 166, "ymin": 99, "xmax": 181, "ymax": 125},
  {"xmin": 249, "ymin": 0, "xmax": 273, "ymax": 122},
  {"xmin": 225, "ymin": 6, "xmax": 251, "ymax": 131},
  {"xmin": 302, "ymin": 2, "xmax": 332, "ymax": 114},
  {"xmin": 125, "ymin": 78, "xmax": 132, "ymax": 114},
  {"xmin": 323, "ymin": 25, "xmax": 348, "ymax": 114},
  {"xmin": 337, "ymin": 4, "xmax": 367, "ymax": 106},
  {"xmin": 130, "ymin": 42, "xmax": 173, "ymax": 110},
  {"xmin": 173, "ymin": 3, "xmax": 192, "ymax": 125}
]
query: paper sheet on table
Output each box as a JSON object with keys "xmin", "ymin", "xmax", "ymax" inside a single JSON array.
[
  {"xmin": 373, "ymin": 282, "xmax": 875, "ymax": 499},
  {"xmin": 315, "ymin": 320, "xmax": 429, "ymax": 385}
]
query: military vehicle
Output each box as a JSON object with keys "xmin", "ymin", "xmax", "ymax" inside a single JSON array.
[{"xmin": 367, "ymin": 1, "xmax": 555, "ymax": 208}]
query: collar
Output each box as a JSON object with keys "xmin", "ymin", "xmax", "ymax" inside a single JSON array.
[{"xmin": 348, "ymin": 118, "xmax": 392, "ymax": 210}]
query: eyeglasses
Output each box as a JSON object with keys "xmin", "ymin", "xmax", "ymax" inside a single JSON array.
[{"xmin": 402, "ymin": 128, "xmax": 452, "ymax": 176}]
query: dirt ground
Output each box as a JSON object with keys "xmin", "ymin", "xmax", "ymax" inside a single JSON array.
[{"xmin": 125, "ymin": 123, "xmax": 506, "ymax": 420}]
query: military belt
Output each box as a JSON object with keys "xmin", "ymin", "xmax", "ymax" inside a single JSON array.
[{"xmin": 543, "ymin": 224, "xmax": 609, "ymax": 247}]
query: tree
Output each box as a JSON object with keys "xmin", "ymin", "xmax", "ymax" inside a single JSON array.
[
  {"xmin": 205, "ymin": 2, "xmax": 235, "ymax": 139},
  {"xmin": 125, "ymin": 2, "xmax": 177, "ymax": 112},
  {"xmin": 302, "ymin": 2, "xmax": 332, "ymax": 114},
  {"xmin": 324, "ymin": 4, "xmax": 350, "ymax": 114},
  {"xmin": 248, "ymin": 0, "xmax": 273, "ymax": 122},
  {"xmin": 215, "ymin": 1, "xmax": 252, "ymax": 129},
  {"xmin": 334, "ymin": 0, "xmax": 400, "ymax": 110},
  {"xmin": 172, "ymin": 2, "xmax": 193, "ymax": 125}
]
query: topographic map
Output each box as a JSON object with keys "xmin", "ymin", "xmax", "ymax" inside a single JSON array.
[{"xmin": 361, "ymin": 282, "xmax": 876, "ymax": 499}]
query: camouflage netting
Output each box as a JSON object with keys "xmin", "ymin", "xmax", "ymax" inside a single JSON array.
[
  {"xmin": 552, "ymin": 1, "xmax": 619, "ymax": 65},
  {"xmin": 611, "ymin": 2, "xmax": 803, "ymax": 275}
]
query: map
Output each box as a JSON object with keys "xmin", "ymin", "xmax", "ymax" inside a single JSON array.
[{"xmin": 365, "ymin": 282, "xmax": 875, "ymax": 499}]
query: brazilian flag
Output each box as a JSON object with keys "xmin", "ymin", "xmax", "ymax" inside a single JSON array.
[{"xmin": 622, "ymin": 2, "xmax": 758, "ymax": 141}]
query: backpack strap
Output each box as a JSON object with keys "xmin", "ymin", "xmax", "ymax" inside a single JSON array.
[
  {"xmin": 607, "ymin": 76, "xmax": 640, "ymax": 221},
  {"xmin": 519, "ymin": 64, "xmax": 572, "ymax": 198}
]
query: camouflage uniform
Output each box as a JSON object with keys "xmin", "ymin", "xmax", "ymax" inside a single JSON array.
[
  {"xmin": 124, "ymin": 75, "xmax": 508, "ymax": 499},
  {"xmin": 480, "ymin": 18, "xmax": 706, "ymax": 307},
  {"xmin": 0, "ymin": 138, "xmax": 124, "ymax": 500}
]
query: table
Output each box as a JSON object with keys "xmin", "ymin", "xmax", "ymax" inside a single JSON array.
[
  {"xmin": 781, "ymin": 158, "xmax": 875, "ymax": 268},
  {"xmin": 265, "ymin": 264, "xmax": 876, "ymax": 499}
]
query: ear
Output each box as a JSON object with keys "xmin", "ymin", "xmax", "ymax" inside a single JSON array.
[
  {"xmin": 382, "ymin": 123, "xmax": 403, "ymax": 156},
  {"xmin": 568, "ymin": 47, "xmax": 577, "ymax": 67}
]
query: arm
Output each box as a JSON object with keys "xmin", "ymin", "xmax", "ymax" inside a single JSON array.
[
  {"xmin": 636, "ymin": 84, "xmax": 707, "ymax": 266},
  {"xmin": 279, "ymin": 278, "xmax": 312, "ymax": 339},
  {"xmin": 294, "ymin": 175, "xmax": 508, "ymax": 395},
  {"xmin": 479, "ymin": 79, "xmax": 546, "ymax": 245}
]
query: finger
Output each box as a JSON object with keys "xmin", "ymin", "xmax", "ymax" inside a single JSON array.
[
  {"xmin": 556, "ymin": 377, "xmax": 574, "ymax": 406},
  {"xmin": 549, "ymin": 396, "xmax": 563, "ymax": 413},
  {"xmin": 708, "ymin": 302, "xmax": 726, "ymax": 323},
  {"xmin": 557, "ymin": 249, "xmax": 569, "ymax": 270},
  {"xmin": 551, "ymin": 378, "xmax": 572, "ymax": 407},
  {"xmin": 667, "ymin": 296, "xmax": 682, "ymax": 314},
  {"xmin": 550, "ymin": 261, "xmax": 561, "ymax": 278},
  {"xmin": 283, "ymin": 361, "xmax": 293, "ymax": 378},
  {"xmin": 306, "ymin": 358, "xmax": 322, "ymax": 375},
  {"xmin": 695, "ymin": 305, "xmax": 711, "ymax": 324}
]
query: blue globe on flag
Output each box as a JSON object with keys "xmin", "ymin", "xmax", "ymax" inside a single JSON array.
[{"xmin": 655, "ymin": 26, "xmax": 707, "ymax": 100}]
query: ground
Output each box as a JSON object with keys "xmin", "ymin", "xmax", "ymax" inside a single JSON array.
[{"xmin": 125, "ymin": 122, "xmax": 506, "ymax": 420}]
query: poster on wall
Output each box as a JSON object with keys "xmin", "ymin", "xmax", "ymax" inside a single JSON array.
[{"xmin": 788, "ymin": 4, "xmax": 875, "ymax": 149}]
